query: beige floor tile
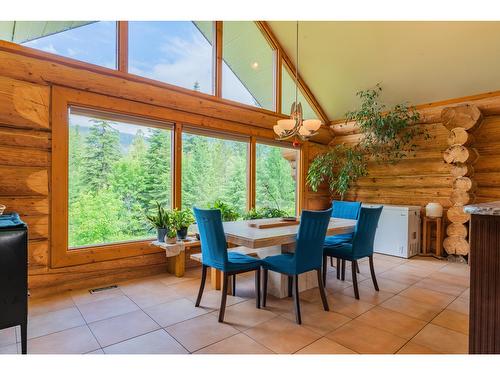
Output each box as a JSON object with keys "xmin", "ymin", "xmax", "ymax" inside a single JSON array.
[
  {"xmin": 412, "ymin": 323, "xmax": 468, "ymax": 354},
  {"xmin": 296, "ymin": 337, "xmax": 357, "ymax": 354},
  {"xmin": 78, "ymin": 295, "xmax": 139, "ymax": 323},
  {"xmin": 391, "ymin": 264, "xmax": 435, "ymax": 278},
  {"xmin": 399, "ymin": 286, "xmax": 456, "ymax": 308},
  {"xmin": 215, "ymin": 300, "xmax": 277, "ymax": 331},
  {"xmin": 327, "ymin": 320, "xmax": 406, "ymax": 354},
  {"xmin": 27, "ymin": 325, "xmax": 100, "ymax": 354},
  {"xmin": 427, "ymin": 272, "xmax": 469, "ymax": 288},
  {"xmin": 71, "ymin": 286, "xmax": 124, "ymax": 307},
  {"xmin": 144, "ymin": 298, "xmax": 212, "ymax": 327},
  {"xmin": 357, "ymin": 259, "xmax": 400, "ymax": 274},
  {"xmin": 378, "ymin": 269, "xmax": 423, "ymax": 285},
  {"xmin": 340, "ymin": 284, "xmax": 395, "ymax": 305},
  {"xmin": 126, "ymin": 286, "xmax": 182, "ymax": 309},
  {"xmin": 88, "ymin": 309, "xmax": 159, "ymax": 347},
  {"xmin": 186, "ymin": 289, "xmax": 246, "ymax": 310},
  {"xmin": 168, "ymin": 278, "xmax": 214, "ymax": 298},
  {"xmin": 195, "ymin": 333, "xmax": 273, "ymax": 354},
  {"xmin": 261, "ymin": 295, "xmax": 295, "ymax": 315},
  {"xmin": 86, "ymin": 349, "xmax": 105, "ymax": 354},
  {"xmin": 165, "ymin": 313, "xmax": 239, "ymax": 352},
  {"xmin": 381, "ymin": 295, "xmax": 443, "ymax": 321},
  {"xmin": 439, "ymin": 264, "xmax": 470, "ymax": 277},
  {"xmin": 396, "ymin": 341, "xmax": 439, "ymax": 354},
  {"xmin": 447, "ymin": 297, "xmax": 469, "ymax": 315},
  {"xmin": 281, "ymin": 302, "xmax": 351, "ymax": 336},
  {"xmin": 0, "ymin": 327, "xmax": 17, "ymax": 348},
  {"xmin": 360, "ymin": 276, "xmax": 410, "ymax": 294},
  {"xmin": 373, "ymin": 253, "xmax": 407, "ymax": 264},
  {"xmin": 245, "ymin": 316, "xmax": 321, "ymax": 354},
  {"xmin": 104, "ymin": 329, "xmax": 188, "ymax": 354},
  {"xmin": 432, "ymin": 309, "xmax": 469, "ymax": 335},
  {"xmin": 28, "ymin": 306, "xmax": 85, "ymax": 339},
  {"xmin": 414, "ymin": 277, "xmax": 467, "ymax": 297},
  {"xmin": 324, "ymin": 276, "xmax": 353, "ymax": 293},
  {"xmin": 328, "ymin": 293, "xmax": 375, "ymax": 318},
  {"xmin": 459, "ymin": 288, "xmax": 470, "ymax": 300},
  {"xmin": 354, "ymin": 306, "xmax": 427, "ymax": 339},
  {"xmin": 0, "ymin": 343, "xmax": 19, "ymax": 354},
  {"xmin": 28, "ymin": 292, "xmax": 75, "ymax": 316}
]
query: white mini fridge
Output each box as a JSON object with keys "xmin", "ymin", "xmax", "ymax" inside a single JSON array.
[{"xmin": 362, "ymin": 203, "xmax": 421, "ymax": 258}]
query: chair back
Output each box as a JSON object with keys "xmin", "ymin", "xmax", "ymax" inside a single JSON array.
[
  {"xmin": 193, "ymin": 207, "xmax": 228, "ymax": 269},
  {"xmin": 351, "ymin": 206, "xmax": 383, "ymax": 258},
  {"xmin": 332, "ymin": 200, "xmax": 362, "ymax": 220},
  {"xmin": 294, "ymin": 208, "xmax": 333, "ymax": 273}
]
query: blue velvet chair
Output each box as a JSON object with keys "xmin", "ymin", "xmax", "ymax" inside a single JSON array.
[
  {"xmin": 323, "ymin": 206, "xmax": 383, "ymax": 300},
  {"xmin": 324, "ymin": 200, "xmax": 362, "ymax": 279},
  {"xmin": 261, "ymin": 208, "xmax": 333, "ymax": 324},
  {"xmin": 193, "ymin": 207, "xmax": 262, "ymax": 322}
]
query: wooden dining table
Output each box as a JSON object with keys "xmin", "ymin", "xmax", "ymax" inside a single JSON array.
[{"xmin": 194, "ymin": 217, "xmax": 357, "ymax": 298}]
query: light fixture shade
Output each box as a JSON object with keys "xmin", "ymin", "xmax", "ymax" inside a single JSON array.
[
  {"xmin": 303, "ymin": 119, "xmax": 322, "ymax": 132},
  {"xmin": 298, "ymin": 126, "xmax": 311, "ymax": 136},
  {"xmin": 273, "ymin": 124, "xmax": 284, "ymax": 136},
  {"xmin": 277, "ymin": 119, "xmax": 295, "ymax": 131}
]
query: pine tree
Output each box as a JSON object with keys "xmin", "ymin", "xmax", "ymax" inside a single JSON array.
[{"xmin": 81, "ymin": 120, "xmax": 121, "ymax": 191}]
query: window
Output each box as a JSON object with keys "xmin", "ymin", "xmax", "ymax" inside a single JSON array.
[
  {"xmin": 256, "ymin": 143, "xmax": 298, "ymax": 216},
  {"xmin": 2, "ymin": 21, "xmax": 118, "ymax": 68},
  {"xmin": 68, "ymin": 107, "xmax": 172, "ymax": 247},
  {"xmin": 182, "ymin": 131, "xmax": 248, "ymax": 215},
  {"xmin": 222, "ymin": 21, "xmax": 275, "ymax": 110},
  {"xmin": 128, "ymin": 21, "xmax": 214, "ymax": 94},
  {"xmin": 282, "ymin": 64, "xmax": 317, "ymax": 120}
]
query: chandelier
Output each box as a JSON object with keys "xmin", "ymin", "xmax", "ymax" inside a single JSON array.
[{"xmin": 274, "ymin": 21, "xmax": 322, "ymax": 141}]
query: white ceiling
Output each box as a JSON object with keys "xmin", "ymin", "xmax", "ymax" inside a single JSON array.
[{"xmin": 267, "ymin": 21, "xmax": 500, "ymax": 121}]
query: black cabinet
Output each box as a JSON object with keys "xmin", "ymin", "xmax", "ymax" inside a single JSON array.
[{"xmin": 0, "ymin": 213, "xmax": 28, "ymax": 354}]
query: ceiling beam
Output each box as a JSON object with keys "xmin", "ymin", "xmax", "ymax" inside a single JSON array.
[{"xmin": 256, "ymin": 21, "xmax": 330, "ymax": 125}]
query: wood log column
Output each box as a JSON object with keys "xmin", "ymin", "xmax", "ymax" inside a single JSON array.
[{"xmin": 442, "ymin": 104, "xmax": 482, "ymax": 256}]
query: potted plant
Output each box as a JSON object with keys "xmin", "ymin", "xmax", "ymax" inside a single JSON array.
[
  {"xmin": 171, "ymin": 208, "xmax": 195, "ymax": 240},
  {"xmin": 145, "ymin": 201, "xmax": 170, "ymax": 242},
  {"xmin": 165, "ymin": 227, "xmax": 177, "ymax": 244},
  {"xmin": 210, "ymin": 199, "xmax": 240, "ymax": 222}
]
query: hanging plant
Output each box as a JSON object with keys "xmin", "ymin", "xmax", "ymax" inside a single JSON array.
[{"xmin": 307, "ymin": 84, "xmax": 429, "ymax": 199}]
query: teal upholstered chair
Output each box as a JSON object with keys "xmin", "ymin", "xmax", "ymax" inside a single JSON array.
[
  {"xmin": 323, "ymin": 206, "xmax": 383, "ymax": 300},
  {"xmin": 324, "ymin": 200, "xmax": 362, "ymax": 279},
  {"xmin": 261, "ymin": 208, "xmax": 332, "ymax": 324},
  {"xmin": 193, "ymin": 207, "xmax": 262, "ymax": 322}
]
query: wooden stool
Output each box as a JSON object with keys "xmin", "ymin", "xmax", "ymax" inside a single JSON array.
[{"xmin": 421, "ymin": 216, "xmax": 443, "ymax": 258}]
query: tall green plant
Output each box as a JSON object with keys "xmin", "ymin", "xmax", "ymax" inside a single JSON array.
[{"xmin": 307, "ymin": 84, "xmax": 428, "ymax": 199}]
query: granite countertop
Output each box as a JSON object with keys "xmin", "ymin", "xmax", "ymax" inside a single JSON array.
[{"xmin": 464, "ymin": 201, "xmax": 500, "ymax": 216}]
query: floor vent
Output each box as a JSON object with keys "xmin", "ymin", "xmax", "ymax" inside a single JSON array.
[{"xmin": 89, "ymin": 285, "xmax": 118, "ymax": 294}]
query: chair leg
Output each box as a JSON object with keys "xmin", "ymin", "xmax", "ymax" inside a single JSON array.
[
  {"xmin": 195, "ymin": 265, "xmax": 208, "ymax": 307},
  {"xmin": 262, "ymin": 269, "xmax": 268, "ymax": 307},
  {"xmin": 369, "ymin": 255, "xmax": 379, "ymax": 291},
  {"xmin": 292, "ymin": 274, "xmax": 302, "ymax": 324},
  {"xmin": 341, "ymin": 259, "xmax": 346, "ymax": 281},
  {"xmin": 21, "ymin": 320, "xmax": 27, "ymax": 354},
  {"xmin": 288, "ymin": 275, "xmax": 293, "ymax": 297},
  {"xmin": 218, "ymin": 273, "xmax": 229, "ymax": 322},
  {"xmin": 356, "ymin": 262, "xmax": 360, "ymax": 274},
  {"xmin": 322, "ymin": 254, "xmax": 327, "ymax": 286},
  {"xmin": 255, "ymin": 268, "xmax": 261, "ymax": 309},
  {"xmin": 232, "ymin": 274, "xmax": 236, "ymax": 296},
  {"xmin": 336, "ymin": 258, "xmax": 340, "ymax": 279},
  {"xmin": 316, "ymin": 268, "xmax": 329, "ymax": 311},
  {"xmin": 330, "ymin": 257, "xmax": 334, "ymax": 267},
  {"xmin": 351, "ymin": 260, "xmax": 360, "ymax": 300}
]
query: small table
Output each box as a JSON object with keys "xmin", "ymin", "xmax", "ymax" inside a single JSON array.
[
  {"xmin": 150, "ymin": 237, "xmax": 199, "ymax": 277},
  {"xmin": 421, "ymin": 216, "xmax": 443, "ymax": 258}
]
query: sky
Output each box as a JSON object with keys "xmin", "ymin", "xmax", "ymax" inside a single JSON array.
[{"xmin": 23, "ymin": 21, "xmax": 259, "ymax": 107}]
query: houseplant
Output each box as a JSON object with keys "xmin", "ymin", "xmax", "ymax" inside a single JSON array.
[
  {"xmin": 210, "ymin": 199, "xmax": 240, "ymax": 222},
  {"xmin": 307, "ymin": 84, "xmax": 426, "ymax": 199},
  {"xmin": 171, "ymin": 208, "xmax": 195, "ymax": 240},
  {"xmin": 145, "ymin": 201, "xmax": 171, "ymax": 242},
  {"xmin": 165, "ymin": 227, "xmax": 177, "ymax": 244}
]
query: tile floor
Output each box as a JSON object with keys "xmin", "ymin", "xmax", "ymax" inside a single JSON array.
[{"xmin": 0, "ymin": 254, "xmax": 470, "ymax": 354}]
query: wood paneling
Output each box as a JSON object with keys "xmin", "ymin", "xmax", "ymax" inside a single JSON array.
[{"xmin": 0, "ymin": 167, "xmax": 48, "ymax": 196}]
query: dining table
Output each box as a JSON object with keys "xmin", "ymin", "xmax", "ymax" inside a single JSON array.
[{"xmin": 192, "ymin": 217, "xmax": 357, "ymax": 298}]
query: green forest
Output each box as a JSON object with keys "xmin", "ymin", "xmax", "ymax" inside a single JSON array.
[{"xmin": 68, "ymin": 116, "xmax": 297, "ymax": 247}]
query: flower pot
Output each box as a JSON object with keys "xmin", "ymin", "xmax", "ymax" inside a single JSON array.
[
  {"xmin": 157, "ymin": 228, "xmax": 167, "ymax": 242},
  {"xmin": 176, "ymin": 227, "xmax": 188, "ymax": 240},
  {"xmin": 166, "ymin": 236, "xmax": 177, "ymax": 245}
]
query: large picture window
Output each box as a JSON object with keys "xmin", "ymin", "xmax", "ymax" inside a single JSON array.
[
  {"xmin": 68, "ymin": 107, "xmax": 172, "ymax": 248},
  {"xmin": 222, "ymin": 21, "xmax": 275, "ymax": 110},
  {"xmin": 182, "ymin": 131, "xmax": 248, "ymax": 215},
  {"xmin": 128, "ymin": 21, "xmax": 214, "ymax": 94},
  {"xmin": 256, "ymin": 143, "xmax": 298, "ymax": 216}
]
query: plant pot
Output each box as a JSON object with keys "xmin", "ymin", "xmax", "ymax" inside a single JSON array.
[
  {"xmin": 166, "ymin": 236, "xmax": 177, "ymax": 245},
  {"xmin": 176, "ymin": 227, "xmax": 188, "ymax": 240},
  {"xmin": 157, "ymin": 228, "xmax": 167, "ymax": 243}
]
